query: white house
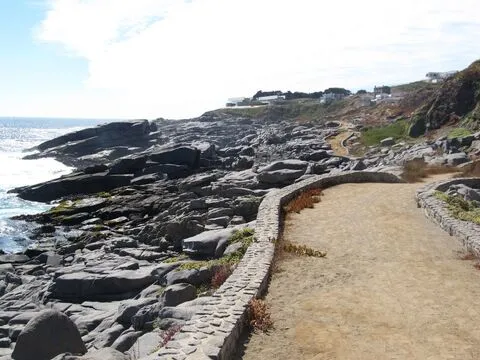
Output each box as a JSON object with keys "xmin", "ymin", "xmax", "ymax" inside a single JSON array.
[
  {"xmin": 226, "ymin": 97, "xmax": 248, "ymax": 107},
  {"xmin": 320, "ymin": 93, "xmax": 345, "ymax": 104},
  {"xmin": 257, "ymin": 95, "xmax": 286, "ymax": 104}
]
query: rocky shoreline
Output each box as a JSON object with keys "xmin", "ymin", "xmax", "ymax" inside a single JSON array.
[{"xmin": 1, "ymin": 111, "xmax": 479, "ymax": 359}]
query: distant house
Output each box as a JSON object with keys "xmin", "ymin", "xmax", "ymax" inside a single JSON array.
[
  {"xmin": 257, "ymin": 95, "xmax": 286, "ymax": 104},
  {"xmin": 425, "ymin": 71, "xmax": 458, "ymax": 83},
  {"xmin": 374, "ymin": 86, "xmax": 391, "ymax": 95},
  {"xmin": 226, "ymin": 97, "xmax": 249, "ymax": 107},
  {"xmin": 320, "ymin": 92, "xmax": 345, "ymax": 104}
]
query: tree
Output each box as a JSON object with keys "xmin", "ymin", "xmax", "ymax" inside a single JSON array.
[
  {"xmin": 324, "ymin": 87, "xmax": 351, "ymax": 96},
  {"xmin": 356, "ymin": 89, "xmax": 367, "ymax": 94}
]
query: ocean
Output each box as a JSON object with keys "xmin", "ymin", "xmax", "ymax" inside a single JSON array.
[{"xmin": 0, "ymin": 117, "xmax": 109, "ymax": 253}]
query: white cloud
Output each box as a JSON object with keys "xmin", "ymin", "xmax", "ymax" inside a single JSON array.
[{"xmin": 31, "ymin": 0, "xmax": 480, "ymax": 119}]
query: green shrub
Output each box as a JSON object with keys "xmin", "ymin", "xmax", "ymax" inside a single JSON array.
[{"xmin": 434, "ymin": 191, "xmax": 480, "ymax": 224}]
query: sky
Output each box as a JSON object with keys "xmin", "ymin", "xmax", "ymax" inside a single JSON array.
[{"xmin": 1, "ymin": 0, "xmax": 480, "ymax": 120}]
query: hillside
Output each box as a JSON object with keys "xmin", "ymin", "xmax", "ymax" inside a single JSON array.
[{"xmin": 409, "ymin": 60, "xmax": 480, "ymax": 137}]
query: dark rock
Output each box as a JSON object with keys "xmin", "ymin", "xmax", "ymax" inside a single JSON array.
[
  {"xmin": 149, "ymin": 146, "xmax": 200, "ymax": 168},
  {"xmin": 111, "ymin": 329, "xmax": 143, "ymax": 352},
  {"xmin": 83, "ymin": 164, "xmax": 108, "ymax": 174},
  {"xmin": 108, "ymin": 155, "xmax": 148, "ymax": 175},
  {"xmin": 115, "ymin": 298, "xmax": 158, "ymax": 325},
  {"xmin": 182, "ymin": 228, "xmax": 236, "ymax": 257},
  {"xmin": 11, "ymin": 310, "xmax": 86, "ymax": 360},
  {"xmin": 131, "ymin": 173, "xmax": 162, "ymax": 185},
  {"xmin": 257, "ymin": 169, "xmax": 306, "ymax": 185},
  {"xmin": 51, "ymin": 268, "xmax": 156, "ymax": 301},
  {"xmin": 11, "ymin": 173, "xmax": 132, "ymax": 202},
  {"xmin": 161, "ymin": 283, "xmax": 196, "ymax": 307},
  {"xmin": 164, "ymin": 268, "xmax": 212, "ymax": 286}
]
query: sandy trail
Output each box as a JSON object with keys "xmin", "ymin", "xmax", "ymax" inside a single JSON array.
[
  {"xmin": 326, "ymin": 131, "xmax": 353, "ymax": 157},
  {"xmin": 240, "ymin": 177, "xmax": 480, "ymax": 360}
]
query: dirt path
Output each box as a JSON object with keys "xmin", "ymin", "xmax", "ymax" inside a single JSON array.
[
  {"xmin": 327, "ymin": 131, "xmax": 353, "ymax": 157},
  {"xmin": 240, "ymin": 178, "xmax": 480, "ymax": 360}
]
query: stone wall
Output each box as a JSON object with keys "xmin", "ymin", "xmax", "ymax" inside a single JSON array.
[
  {"xmin": 155, "ymin": 171, "xmax": 402, "ymax": 360},
  {"xmin": 415, "ymin": 178, "xmax": 480, "ymax": 256}
]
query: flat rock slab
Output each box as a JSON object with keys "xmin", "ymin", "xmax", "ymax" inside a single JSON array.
[{"xmin": 51, "ymin": 268, "xmax": 157, "ymax": 301}]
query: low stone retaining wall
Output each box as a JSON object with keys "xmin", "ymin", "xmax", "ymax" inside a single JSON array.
[
  {"xmin": 415, "ymin": 178, "xmax": 480, "ymax": 257},
  {"xmin": 156, "ymin": 171, "xmax": 402, "ymax": 360}
]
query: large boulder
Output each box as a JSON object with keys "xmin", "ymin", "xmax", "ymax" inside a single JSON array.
[
  {"xmin": 108, "ymin": 155, "xmax": 148, "ymax": 175},
  {"xmin": 149, "ymin": 146, "xmax": 200, "ymax": 168},
  {"xmin": 256, "ymin": 160, "xmax": 308, "ymax": 185},
  {"xmin": 445, "ymin": 152, "xmax": 469, "ymax": 166},
  {"xmin": 50, "ymin": 268, "xmax": 156, "ymax": 301},
  {"xmin": 257, "ymin": 159, "xmax": 308, "ymax": 173},
  {"xmin": 257, "ymin": 169, "xmax": 306, "ymax": 185},
  {"xmin": 12, "ymin": 310, "xmax": 86, "ymax": 360},
  {"xmin": 182, "ymin": 227, "xmax": 237, "ymax": 257},
  {"xmin": 161, "ymin": 283, "xmax": 197, "ymax": 307},
  {"xmin": 34, "ymin": 120, "xmax": 151, "ymax": 155},
  {"xmin": 10, "ymin": 173, "xmax": 132, "ymax": 202}
]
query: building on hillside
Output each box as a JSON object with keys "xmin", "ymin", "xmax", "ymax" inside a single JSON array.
[
  {"xmin": 226, "ymin": 97, "xmax": 249, "ymax": 107},
  {"xmin": 425, "ymin": 71, "xmax": 458, "ymax": 83},
  {"xmin": 374, "ymin": 85, "xmax": 391, "ymax": 95},
  {"xmin": 320, "ymin": 92, "xmax": 346, "ymax": 104},
  {"xmin": 257, "ymin": 95, "xmax": 286, "ymax": 104}
]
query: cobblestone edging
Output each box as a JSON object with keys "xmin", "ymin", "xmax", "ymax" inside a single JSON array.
[
  {"xmin": 415, "ymin": 178, "xmax": 480, "ymax": 256},
  {"xmin": 155, "ymin": 171, "xmax": 403, "ymax": 360}
]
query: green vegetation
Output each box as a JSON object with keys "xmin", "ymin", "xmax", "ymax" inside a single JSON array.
[
  {"xmin": 220, "ymin": 106, "xmax": 268, "ymax": 118},
  {"xmin": 360, "ymin": 119, "xmax": 409, "ymax": 146},
  {"xmin": 49, "ymin": 200, "xmax": 75, "ymax": 214},
  {"xmin": 96, "ymin": 191, "xmax": 112, "ymax": 198},
  {"xmin": 177, "ymin": 228, "xmax": 255, "ymax": 271},
  {"xmin": 434, "ymin": 191, "xmax": 480, "ymax": 225},
  {"xmin": 448, "ymin": 127, "xmax": 472, "ymax": 139},
  {"xmin": 392, "ymin": 80, "xmax": 439, "ymax": 93},
  {"xmin": 282, "ymin": 242, "xmax": 327, "ymax": 257}
]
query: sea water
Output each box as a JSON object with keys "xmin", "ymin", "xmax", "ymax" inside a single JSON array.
[{"xmin": 0, "ymin": 117, "xmax": 108, "ymax": 252}]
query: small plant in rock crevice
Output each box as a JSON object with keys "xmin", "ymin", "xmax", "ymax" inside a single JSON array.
[
  {"xmin": 247, "ymin": 298, "xmax": 273, "ymax": 332},
  {"xmin": 283, "ymin": 188, "xmax": 323, "ymax": 213},
  {"xmin": 211, "ymin": 264, "xmax": 233, "ymax": 289},
  {"xmin": 160, "ymin": 325, "xmax": 183, "ymax": 347}
]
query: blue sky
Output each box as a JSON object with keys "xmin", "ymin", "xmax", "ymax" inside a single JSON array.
[
  {"xmin": 0, "ymin": 1, "xmax": 86, "ymax": 105},
  {"xmin": 1, "ymin": 0, "xmax": 480, "ymax": 119}
]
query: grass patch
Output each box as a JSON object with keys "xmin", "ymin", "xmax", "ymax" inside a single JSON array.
[
  {"xmin": 96, "ymin": 191, "xmax": 112, "ymax": 198},
  {"xmin": 283, "ymin": 242, "xmax": 327, "ymax": 258},
  {"xmin": 448, "ymin": 127, "xmax": 472, "ymax": 139},
  {"xmin": 401, "ymin": 159, "xmax": 457, "ymax": 182},
  {"xmin": 49, "ymin": 200, "xmax": 74, "ymax": 214},
  {"xmin": 177, "ymin": 228, "xmax": 256, "ymax": 271},
  {"xmin": 247, "ymin": 299, "xmax": 273, "ymax": 332},
  {"xmin": 283, "ymin": 189, "xmax": 323, "ymax": 213},
  {"xmin": 360, "ymin": 120, "xmax": 409, "ymax": 146},
  {"xmin": 434, "ymin": 191, "xmax": 480, "ymax": 224}
]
